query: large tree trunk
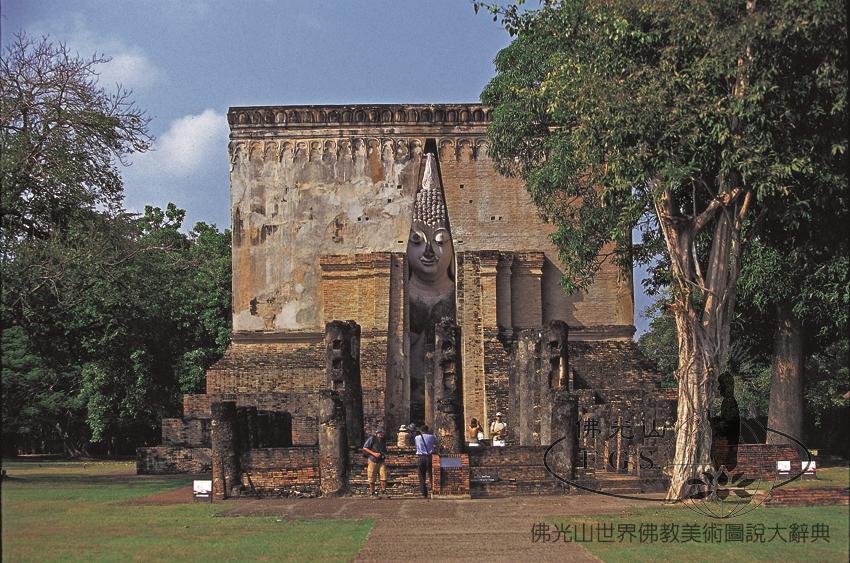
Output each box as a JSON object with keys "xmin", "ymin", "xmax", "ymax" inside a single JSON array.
[
  {"xmin": 666, "ymin": 305, "xmax": 717, "ymax": 500},
  {"xmin": 766, "ymin": 303, "xmax": 804, "ymax": 444},
  {"xmin": 656, "ymin": 185, "xmax": 750, "ymax": 501}
]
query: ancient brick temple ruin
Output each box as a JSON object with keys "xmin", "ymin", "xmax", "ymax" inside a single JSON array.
[{"xmin": 137, "ymin": 104, "xmax": 685, "ymax": 498}]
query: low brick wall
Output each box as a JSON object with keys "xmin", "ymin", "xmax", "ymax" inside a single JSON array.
[
  {"xmin": 136, "ymin": 446, "xmax": 212, "ymax": 474},
  {"xmin": 433, "ymin": 453, "xmax": 470, "ymax": 497},
  {"xmin": 241, "ymin": 446, "xmax": 320, "ymax": 495},
  {"xmin": 468, "ymin": 446, "xmax": 565, "ymax": 497},
  {"xmin": 712, "ymin": 442, "xmax": 802, "ymax": 480},
  {"xmin": 766, "ymin": 486, "xmax": 849, "ymax": 506},
  {"xmin": 350, "ymin": 446, "xmax": 423, "ymax": 497}
]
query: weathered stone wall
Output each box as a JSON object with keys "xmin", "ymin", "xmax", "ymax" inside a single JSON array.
[
  {"xmin": 227, "ymin": 104, "xmax": 634, "ymax": 335},
  {"xmin": 162, "ymin": 418, "xmax": 209, "ymax": 447}
]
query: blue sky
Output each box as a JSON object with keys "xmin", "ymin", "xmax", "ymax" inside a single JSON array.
[{"xmin": 2, "ymin": 0, "xmax": 656, "ymax": 335}]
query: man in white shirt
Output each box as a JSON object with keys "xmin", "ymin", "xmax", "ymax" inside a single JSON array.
[
  {"xmin": 414, "ymin": 425, "xmax": 436, "ymax": 498},
  {"xmin": 490, "ymin": 412, "xmax": 507, "ymax": 446}
]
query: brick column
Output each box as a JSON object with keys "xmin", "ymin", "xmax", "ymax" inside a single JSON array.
[
  {"xmin": 325, "ymin": 320, "xmax": 363, "ymax": 448},
  {"xmin": 496, "ymin": 252, "xmax": 514, "ymax": 333},
  {"xmin": 478, "ymin": 251, "xmax": 499, "ymax": 329},
  {"xmin": 211, "ymin": 400, "xmax": 240, "ymax": 500},
  {"xmin": 433, "ymin": 319, "xmax": 464, "ymax": 454},
  {"xmin": 511, "ymin": 328, "xmax": 540, "ymax": 446},
  {"xmin": 511, "ymin": 252, "xmax": 544, "ymax": 328},
  {"xmin": 318, "ymin": 389, "xmax": 349, "ymax": 496},
  {"xmin": 546, "ymin": 392, "xmax": 578, "ymax": 481},
  {"xmin": 545, "ymin": 320, "xmax": 569, "ymax": 390}
]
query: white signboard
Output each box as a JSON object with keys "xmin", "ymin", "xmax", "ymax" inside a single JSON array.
[{"xmin": 193, "ymin": 480, "xmax": 212, "ymax": 501}]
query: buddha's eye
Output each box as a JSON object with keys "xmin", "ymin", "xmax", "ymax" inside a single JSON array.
[
  {"xmin": 410, "ymin": 231, "xmax": 423, "ymax": 244},
  {"xmin": 434, "ymin": 230, "xmax": 448, "ymax": 245}
]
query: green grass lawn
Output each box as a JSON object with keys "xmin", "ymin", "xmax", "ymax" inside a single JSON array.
[
  {"xmin": 779, "ymin": 465, "xmax": 849, "ymax": 489},
  {"xmin": 1, "ymin": 460, "xmax": 371, "ymax": 562},
  {"xmin": 551, "ymin": 503, "xmax": 848, "ymax": 562}
]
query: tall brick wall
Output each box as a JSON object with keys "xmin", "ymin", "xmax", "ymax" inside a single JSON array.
[{"xmin": 568, "ymin": 340, "xmax": 664, "ymax": 391}]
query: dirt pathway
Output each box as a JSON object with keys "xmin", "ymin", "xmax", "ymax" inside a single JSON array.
[{"xmin": 221, "ymin": 494, "xmax": 659, "ymax": 562}]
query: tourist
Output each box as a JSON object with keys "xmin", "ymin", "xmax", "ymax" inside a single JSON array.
[
  {"xmin": 362, "ymin": 428, "xmax": 389, "ymax": 497},
  {"xmin": 467, "ymin": 418, "xmax": 484, "ymax": 446},
  {"xmin": 490, "ymin": 412, "xmax": 507, "ymax": 446},
  {"xmin": 414, "ymin": 424, "xmax": 436, "ymax": 498}
]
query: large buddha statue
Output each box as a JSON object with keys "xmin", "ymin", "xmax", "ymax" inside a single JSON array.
[{"xmin": 408, "ymin": 153, "xmax": 456, "ymax": 425}]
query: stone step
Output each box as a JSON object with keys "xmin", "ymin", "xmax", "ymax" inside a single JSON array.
[{"xmin": 601, "ymin": 487, "xmax": 643, "ymax": 495}]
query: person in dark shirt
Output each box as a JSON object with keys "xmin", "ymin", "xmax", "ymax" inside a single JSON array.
[
  {"xmin": 362, "ymin": 428, "xmax": 389, "ymax": 497},
  {"xmin": 414, "ymin": 425, "xmax": 436, "ymax": 498}
]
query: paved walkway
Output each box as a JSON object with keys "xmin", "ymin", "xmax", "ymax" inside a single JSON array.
[{"xmin": 220, "ymin": 494, "xmax": 661, "ymax": 562}]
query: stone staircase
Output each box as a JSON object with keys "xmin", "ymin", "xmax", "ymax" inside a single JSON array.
[{"xmin": 581, "ymin": 472, "xmax": 651, "ymax": 495}]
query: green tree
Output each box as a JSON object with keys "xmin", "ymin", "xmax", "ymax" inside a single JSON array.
[
  {"xmin": 480, "ymin": 0, "xmax": 847, "ymax": 497},
  {"xmin": 0, "ymin": 32, "xmax": 231, "ymax": 456},
  {"xmin": 1, "ymin": 32, "xmax": 151, "ymax": 243},
  {"xmin": 1, "ymin": 206, "xmax": 231, "ymax": 454}
]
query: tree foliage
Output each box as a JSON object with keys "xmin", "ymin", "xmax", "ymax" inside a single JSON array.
[
  {"xmin": 480, "ymin": 0, "xmax": 847, "ymax": 496},
  {"xmin": 2, "ymin": 206, "xmax": 231, "ymax": 453},
  {"xmin": 1, "ymin": 32, "xmax": 151, "ymax": 243},
  {"xmin": 0, "ymin": 32, "xmax": 231, "ymax": 455}
]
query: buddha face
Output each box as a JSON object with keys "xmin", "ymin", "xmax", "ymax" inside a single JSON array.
[{"xmin": 407, "ymin": 223, "xmax": 453, "ymax": 284}]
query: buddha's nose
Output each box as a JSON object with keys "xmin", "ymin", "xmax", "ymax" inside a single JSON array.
[{"xmin": 423, "ymin": 241, "xmax": 435, "ymax": 258}]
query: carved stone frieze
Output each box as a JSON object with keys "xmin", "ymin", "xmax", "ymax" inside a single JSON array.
[{"xmin": 228, "ymin": 137, "xmax": 491, "ymax": 165}]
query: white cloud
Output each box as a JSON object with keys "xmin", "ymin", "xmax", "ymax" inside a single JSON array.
[
  {"xmin": 31, "ymin": 14, "xmax": 161, "ymax": 91},
  {"xmin": 121, "ymin": 109, "xmax": 231, "ymax": 229},
  {"xmin": 136, "ymin": 109, "xmax": 229, "ymax": 177},
  {"xmin": 94, "ymin": 47, "xmax": 161, "ymax": 91}
]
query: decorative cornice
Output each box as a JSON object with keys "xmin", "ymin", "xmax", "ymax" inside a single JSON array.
[
  {"xmin": 228, "ymin": 104, "xmax": 492, "ymax": 130},
  {"xmin": 228, "ymin": 137, "xmax": 491, "ymax": 165}
]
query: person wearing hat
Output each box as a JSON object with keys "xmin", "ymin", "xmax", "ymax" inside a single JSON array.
[
  {"xmin": 490, "ymin": 412, "xmax": 507, "ymax": 446},
  {"xmin": 362, "ymin": 428, "xmax": 389, "ymax": 497}
]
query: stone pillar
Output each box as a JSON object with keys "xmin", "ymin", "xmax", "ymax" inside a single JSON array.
[
  {"xmin": 318, "ymin": 389, "xmax": 349, "ymax": 496},
  {"xmin": 384, "ymin": 252, "xmax": 408, "ymax": 439},
  {"xmin": 211, "ymin": 400, "xmax": 240, "ymax": 500},
  {"xmin": 496, "ymin": 253, "xmax": 514, "ymax": 334},
  {"xmin": 511, "ymin": 328, "xmax": 540, "ymax": 446},
  {"xmin": 546, "ymin": 320, "xmax": 569, "ymax": 390},
  {"xmin": 546, "ymin": 392, "xmax": 578, "ymax": 481},
  {"xmin": 479, "ymin": 252, "xmax": 499, "ymax": 330},
  {"xmin": 511, "ymin": 252, "xmax": 544, "ymax": 329},
  {"xmin": 433, "ymin": 319, "xmax": 463, "ymax": 454},
  {"xmin": 325, "ymin": 320, "xmax": 363, "ymax": 448}
]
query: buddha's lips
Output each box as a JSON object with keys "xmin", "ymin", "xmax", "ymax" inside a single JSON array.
[{"xmin": 420, "ymin": 257, "xmax": 437, "ymax": 266}]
